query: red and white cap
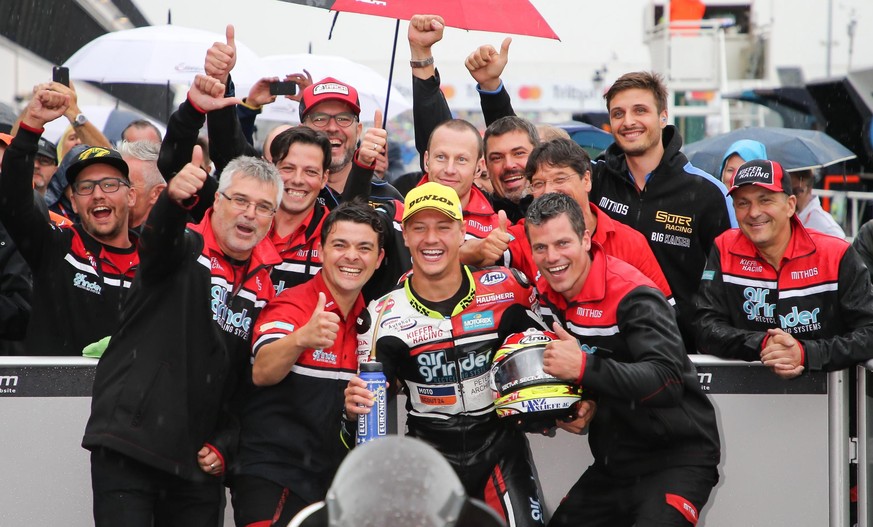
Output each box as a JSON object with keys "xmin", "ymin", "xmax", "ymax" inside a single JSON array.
[{"xmin": 298, "ymin": 77, "xmax": 361, "ymax": 122}]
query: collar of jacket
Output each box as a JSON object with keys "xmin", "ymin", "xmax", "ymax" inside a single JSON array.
[
  {"xmin": 189, "ymin": 208, "xmax": 282, "ymax": 268},
  {"xmin": 537, "ymin": 242, "xmax": 608, "ymax": 311},
  {"xmin": 603, "ymin": 125, "xmax": 690, "ymax": 182},
  {"xmin": 73, "ymin": 223, "xmax": 139, "ymax": 258}
]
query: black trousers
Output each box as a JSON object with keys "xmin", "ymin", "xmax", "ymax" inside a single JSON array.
[
  {"xmin": 548, "ymin": 464, "xmax": 719, "ymax": 527},
  {"xmin": 450, "ymin": 436, "xmax": 546, "ymax": 527},
  {"xmin": 230, "ymin": 474, "xmax": 310, "ymax": 527},
  {"xmin": 90, "ymin": 447, "xmax": 224, "ymax": 527}
]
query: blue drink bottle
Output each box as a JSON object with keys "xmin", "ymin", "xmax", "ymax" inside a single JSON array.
[{"xmin": 357, "ymin": 361, "xmax": 387, "ymax": 445}]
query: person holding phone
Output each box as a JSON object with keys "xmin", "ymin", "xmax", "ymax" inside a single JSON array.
[
  {"xmin": 32, "ymin": 67, "xmax": 113, "ymax": 152},
  {"xmin": 201, "ymin": 25, "xmax": 403, "ymax": 207}
]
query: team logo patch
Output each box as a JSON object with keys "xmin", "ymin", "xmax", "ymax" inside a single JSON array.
[
  {"xmin": 416, "ymin": 385, "xmax": 457, "ymax": 406},
  {"xmin": 312, "ymin": 349, "xmax": 337, "ymax": 364},
  {"xmin": 519, "ymin": 333, "xmax": 552, "ymax": 345},
  {"xmin": 77, "ymin": 146, "xmax": 113, "ymax": 161},
  {"xmin": 380, "ymin": 316, "xmax": 416, "ymax": 331},
  {"xmin": 313, "ymin": 82, "xmax": 350, "ymax": 96},
  {"xmin": 476, "ymin": 291, "xmax": 515, "ymax": 305},
  {"xmin": 376, "ymin": 297, "xmax": 395, "ymax": 314},
  {"xmin": 461, "ymin": 311, "xmax": 495, "ymax": 332},
  {"xmin": 479, "ymin": 271, "xmax": 507, "ymax": 286}
]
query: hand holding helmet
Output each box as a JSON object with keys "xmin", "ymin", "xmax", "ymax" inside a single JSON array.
[{"xmin": 490, "ymin": 329, "xmax": 582, "ymax": 434}]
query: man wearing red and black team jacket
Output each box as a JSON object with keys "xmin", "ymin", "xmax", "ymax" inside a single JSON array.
[
  {"xmin": 156, "ymin": 83, "xmax": 409, "ymax": 303},
  {"xmin": 0, "ymin": 87, "xmax": 138, "ymax": 356},
  {"xmin": 525, "ymin": 193, "xmax": 720, "ymax": 527},
  {"xmin": 83, "ymin": 74, "xmax": 284, "ymax": 527},
  {"xmin": 696, "ymin": 159, "xmax": 873, "ymax": 377}
]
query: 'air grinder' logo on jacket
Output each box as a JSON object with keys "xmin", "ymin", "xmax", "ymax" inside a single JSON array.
[
  {"xmin": 211, "ymin": 286, "xmax": 252, "ymax": 338},
  {"xmin": 418, "ymin": 349, "xmax": 491, "ymax": 383},
  {"xmin": 73, "ymin": 272, "xmax": 102, "ymax": 294},
  {"xmin": 742, "ymin": 287, "xmax": 775, "ymax": 323}
]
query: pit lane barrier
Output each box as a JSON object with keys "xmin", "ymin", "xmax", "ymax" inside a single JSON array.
[{"xmin": 0, "ymin": 355, "xmax": 856, "ymax": 526}]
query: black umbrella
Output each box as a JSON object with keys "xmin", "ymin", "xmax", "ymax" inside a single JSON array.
[{"xmin": 683, "ymin": 127, "xmax": 856, "ymax": 176}]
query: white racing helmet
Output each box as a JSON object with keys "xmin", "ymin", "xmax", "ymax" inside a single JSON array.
[{"xmin": 491, "ymin": 330, "xmax": 582, "ymax": 432}]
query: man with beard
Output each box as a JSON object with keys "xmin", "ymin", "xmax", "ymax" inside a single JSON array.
[
  {"xmin": 464, "ymin": 40, "xmax": 539, "ymax": 221},
  {"xmin": 201, "ymin": 26, "xmax": 401, "ymax": 207},
  {"xmin": 83, "ymin": 142, "xmax": 282, "ymax": 526},
  {"xmin": 0, "ymin": 84, "xmax": 138, "ymax": 356},
  {"xmin": 481, "ymin": 116, "xmax": 538, "ymax": 222},
  {"xmin": 295, "ymin": 79, "xmax": 402, "ymax": 206}
]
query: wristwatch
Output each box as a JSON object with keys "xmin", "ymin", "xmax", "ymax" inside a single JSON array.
[
  {"xmin": 409, "ymin": 56, "xmax": 435, "ymax": 69},
  {"xmin": 72, "ymin": 113, "xmax": 87, "ymax": 128}
]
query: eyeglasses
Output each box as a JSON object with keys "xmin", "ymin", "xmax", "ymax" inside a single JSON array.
[
  {"xmin": 219, "ymin": 192, "xmax": 276, "ymax": 217},
  {"xmin": 35, "ymin": 155, "xmax": 56, "ymax": 167},
  {"xmin": 530, "ymin": 174, "xmax": 577, "ymax": 193},
  {"xmin": 305, "ymin": 112, "xmax": 358, "ymax": 129},
  {"xmin": 72, "ymin": 177, "xmax": 130, "ymax": 196}
]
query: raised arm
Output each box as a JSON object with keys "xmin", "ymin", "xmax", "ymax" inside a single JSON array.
[
  {"xmin": 56, "ymin": 81, "xmax": 112, "ymax": 148},
  {"xmin": 159, "ymin": 75, "xmax": 241, "ymax": 221},
  {"xmin": 203, "ymin": 25, "xmax": 259, "ymax": 173},
  {"xmin": 0, "ymin": 86, "xmax": 70, "ymax": 266},
  {"xmin": 409, "ymin": 14, "xmax": 452, "ymax": 169},
  {"xmin": 464, "ymin": 38, "xmax": 517, "ymax": 125},
  {"xmin": 140, "ymin": 145, "xmax": 209, "ymax": 282}
]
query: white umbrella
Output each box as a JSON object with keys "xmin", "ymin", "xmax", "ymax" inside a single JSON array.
[
  {"xmin": 239, "ymin": 54, "xmax": 411, "ymax": 123},
  {"xmin": 62, "ymin": 24, "xmax": 261, "ymax": 85}
]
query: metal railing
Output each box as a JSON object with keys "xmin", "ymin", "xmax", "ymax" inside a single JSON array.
[{"xmin": 813, "ymin": 188, "xmax": 873, "ymax": 240}]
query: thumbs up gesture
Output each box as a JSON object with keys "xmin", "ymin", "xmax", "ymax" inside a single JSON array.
[
  {"xmin": 297, "ymin": 292, "xmax": 341, "ymax": 351},
  {"xmin": 480, "ymin": 209, "xmax": 512, "ymax": 263},
  {"xmin": 205, "ymin": 24, "xmax": 237, "ymax": 83},
  {"xmin": 464, "ymin": 37, "xmax": 512, "ymax": 92},
  {"xmin": 543, "ymin": 322, "xmax": 585, "ymax": 383},
  {"xmin": 168, "ymin": 145, "xmax": 209, "ymax": 203},
  {"xmin": 188, "ymin": 74, "xmax": 242, "ymax": 112},
  {"xmin": 356, "ymin": 109, "xmax": 388, "ymax": 167}
]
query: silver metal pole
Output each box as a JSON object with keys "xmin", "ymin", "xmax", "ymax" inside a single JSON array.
[
  {"xmin": 858, "ymin": 367, "xmax": 869, "ymax": 527},
  {"xmin": 717, "ymin": 26, "xmax": 731, "ymax": 133},
  {"xmin": 829, "ymin": 369, "xmax": 850, "ymax": 526},
  {"xmin": 826, "ymin": 0, "xmax": 833, "ymax": 77}
]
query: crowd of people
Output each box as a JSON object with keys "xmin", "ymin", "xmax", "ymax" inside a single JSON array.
[{"xmin": 2, "ymin": 13, "xmax": 873, "ymax": 527}]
